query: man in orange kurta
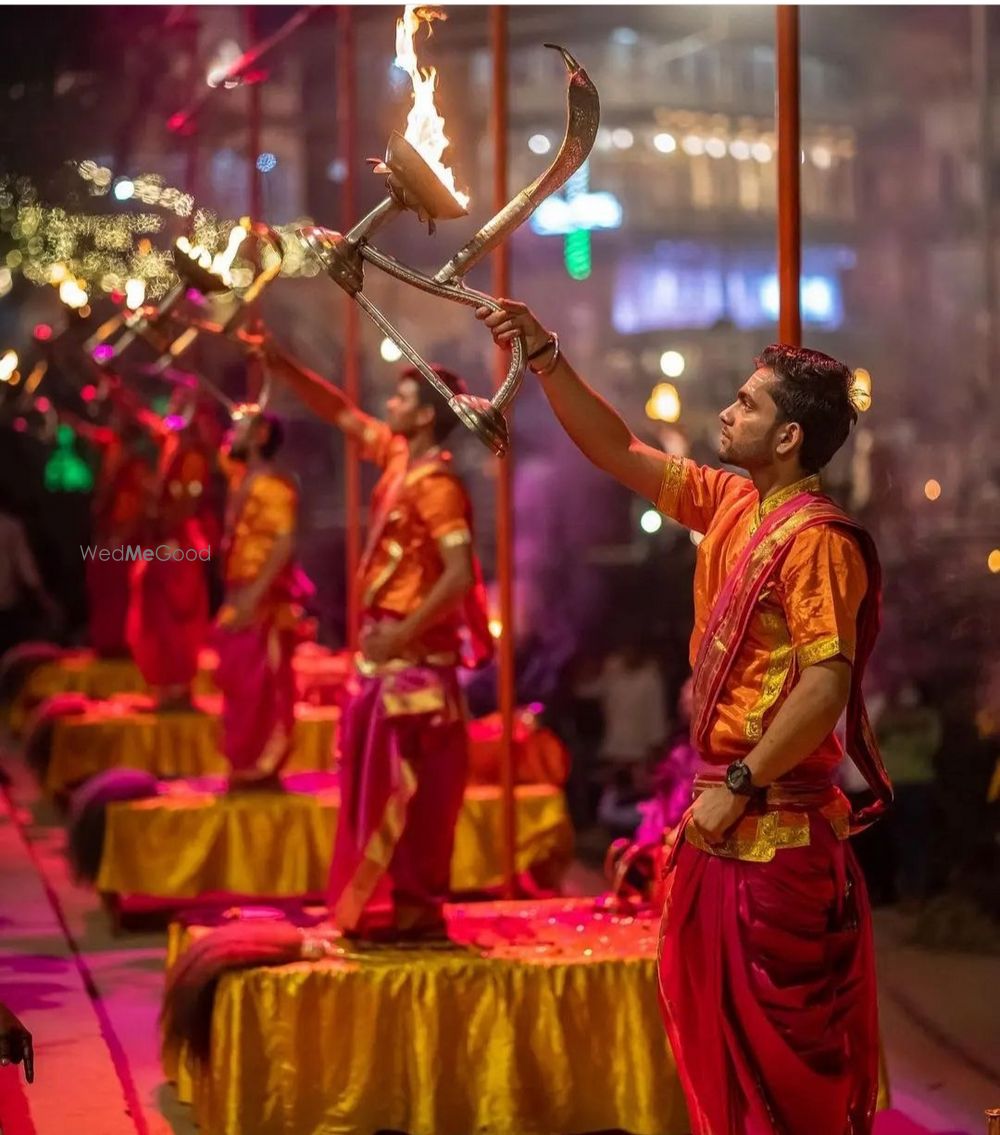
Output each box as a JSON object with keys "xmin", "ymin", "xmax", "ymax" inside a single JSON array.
[
  {"xmin": 213, "ymin": 409, "xmax": 314, "ymax": 789},
  {"xmin": 479, "ymin": 300, "xmax": 892, "ymax": 1135},
  {"xmin": 66, "ymin": 409, "xmax": 150, "ymax": 657},
  {"xmin": 125, "ymin": 396, "xmax": 220, "ymax": 709},
  {"xmin": 265, "ymin": 343, "xmax": 490, "ymax": 939}
]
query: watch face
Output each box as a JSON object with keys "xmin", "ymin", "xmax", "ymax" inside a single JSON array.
[{"xmin": 726, "ymin": 763, "xmax": 750, "ymax": 794}]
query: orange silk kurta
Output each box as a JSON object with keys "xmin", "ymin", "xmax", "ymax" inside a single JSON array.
[
  {"xmin": 223, "ymin": 470, "xmax": 298, "ymax": 588},
  {"xmin": 152, "ymin": 434, "xmax": 213, "ymax": 546},
  {"xmin": 657, "ymin": 457, "xmax": 867, "ymax": 777},
  {"xmin": 83, "ymin": 427, "xmax": 148, "ymax": 540},
  {"xmin": 358, "ymin": 418, "xmax": 473, "ymax": 659}
]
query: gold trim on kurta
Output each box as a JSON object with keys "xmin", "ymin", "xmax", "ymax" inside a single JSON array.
[
  {"xmin": 333, "ymin": 756, "xmax": 418, "ymax": 930},
  {"xmin": 380, "ymin": 686, "xmax": 448, "ymax": 718},
  {"xmin": 362, "ymin": 538, "xmax": 404, "ymax": 608},
  {"xmin": 438, "ymin": 528, "xmax": 472, "ymax": 548},
  {"xmin": 355, "ymin": 651, "xmax": 458, "ymax": 678},
  {"xmin": 686, "ymin": 809, "xmax": 812, "ymax": 862},
  {"xmin": 685, "ymin": 791, "xmax": 851, "ymax": 862},
  {"xmin": 744, "ymin": 611, "xmax": 793, "ymax": 742},
  {"xmin": 756, "ymin": 473, "xmax": 822, "ymax": 521},
  {"xmin": 403, "ymin": 458, "xmax": 446, "ymax": 488},
  {"xmin": 798, "ymin": 634, "xmax": 851, "ymax": 668},
  {"xmin": 656, "ymin": 455, "xmax": 687, "ymax": 516}
]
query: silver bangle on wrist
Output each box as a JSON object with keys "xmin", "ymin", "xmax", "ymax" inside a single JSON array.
[{"xmin": 528, "ymin": 332, "xmax": 560, "ymax": 376}]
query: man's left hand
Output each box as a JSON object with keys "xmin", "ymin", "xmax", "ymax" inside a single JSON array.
[
  {"xmin": 360, "ymin": 623, "xmax": 407, "ymax": 665},
  {"xmin": 691, "ymin": 786, "xmax": 749, "ymax": 844},
  {"xmin": 223, "ymin": 593, "xmax": 258, "ymax": 632}
]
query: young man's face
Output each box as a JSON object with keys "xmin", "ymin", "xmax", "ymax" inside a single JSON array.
[
  {"xmin": 717, "ymin": 367, "xmax": 785, "ymax": 472},
  {"xmin": 385, "ymin": 377, "xmax": 431, "ymax": 438},
  {"xmin": 225, "ymin": 412, "xmax": 256, "ymax": 460}
]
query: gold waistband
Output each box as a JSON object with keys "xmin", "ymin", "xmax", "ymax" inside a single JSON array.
[
  {"xmin": 685, "ymin": 780, "xmax": 850, "ymax": 863},
  {"xmin": 692, "ymin": 775, "xmax": 835, "ymax": 809},
  {"xmin": 355, "ymin": 651, "xmax": 458, "ymax": 678}
]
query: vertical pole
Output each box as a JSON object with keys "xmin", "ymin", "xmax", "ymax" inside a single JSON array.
[
  {"xmin": 776, "ymin": 5, "xmax": 802, "ymax": 345},
  {"xmin": 339, "ymin": 5, "xmax": 362, "ymax": 651},
  {"xmin": 182, "ymin": 11, "xmax": 200, "ymax": 211},
  {"xmin": 973, "ymin": 6, "xmax": 995, "ymax": 407},
  {"xmin": 245, "ymin": 6, "xmax": 263, "ymax": 223},
  {"xmin": 491, "ymin": 5, "xmax": 517, "ymax": 898},
  {"xmin": 244, "ymin": 6, "xmax": 266, "ymax": 404}
]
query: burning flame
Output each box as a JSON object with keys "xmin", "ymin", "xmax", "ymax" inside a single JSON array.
[
  {"xmin": 212, "ymin": 222, "xmax": 249, "ymax": 284},
  {"xmin": 176, "ymin": 222, "xmax": 248, "ymax": 288},
  {"xmin": 394, "ymin": 5, "xmax": 469, "ymax": 208}
]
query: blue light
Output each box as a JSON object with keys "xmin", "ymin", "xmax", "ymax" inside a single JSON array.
[
  {"xmin": 760, "ymin": 275, "xmax": 836, "ymax": 323},
  {"xmin": 530, "ymin": 192, "xmax": 623, "ymax": 236},
  {"xmin": 760, "ymin": 275, "xmax": 780, "ymax": 320},
  {"xmin": 113, "ymin": 178, "xmax": 135, "ymax": 202},
  {"xmin": 256, "ymin": 152, "xmax": 277, "ymax": 173},
  {"xmin": 801, "ymin": 277, "xmax": 835, "ymax": 321},
  {"xmin": 612, "ymin": 243, "xmax": 848, "ymax": 334}
]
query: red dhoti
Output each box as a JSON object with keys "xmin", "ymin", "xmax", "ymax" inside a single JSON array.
[
  {"xmin": 213, "ymin": 617, "xmax": 297, "ymax": 778},
  {"xmin": 85, "ymin": 554, "xmax": 132, "ymax": 657},
  {"xmin": 657, "ymin": 810, "xmax": 879, "ymax": 1135},
  {"xmin": 328, "ymin": 661, "xmax": 467, "ymax": 934},
  {"xmin": 125, "ymin": 536, "xmax": 208, "ymax": 692}
]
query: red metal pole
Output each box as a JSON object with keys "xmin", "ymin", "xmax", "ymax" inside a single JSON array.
[
  {"xmin": 181, "ymin": 10, "xmax": 200, "ymax": 210},
  {"xmin": 776, "ymin": 5, "xmax": 802, "ymax": 345},
  {"xmin": 245, "ymin": 6, "xmax": 263, "ymax": 223},
  {"xmin": 339, "ymin": 5, "xmax": 362, "ymax": 651},
  {"xmin": 244, "ymin": 6, "xmax": 266, "ymax": 404},
  {"xmin": 491, "ymin": 6, "xmax": 517, "ymax": 898}
]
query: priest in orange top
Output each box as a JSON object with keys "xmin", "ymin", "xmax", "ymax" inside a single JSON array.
[
  {"xmin": 62, "ymin": 400, "xmax": 151, "ymax": 657},
  {"xmin": 265, "ymin": 342, "xmax": 491, "ymax": 939},
  {"xmin": 213, "ymin": 407, "xmax": 314, "ymax": 790},
  {"xmin": 125, "ymin": 392, "xmax": 221, "ymax": 710},
  {"xmin": 479, "ymin": 299, "xmax": 892, "ymax": 1135}
]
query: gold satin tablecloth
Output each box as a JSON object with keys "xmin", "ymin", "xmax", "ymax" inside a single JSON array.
[
  {"xmin": 163, "ymin": 899, "xmax": 690, "ymax": 1135},
  {"xmin": 9, "ymin": 649, "xmax": 218, "ymax": 734},
  {"xmin": 45, "ymin": 698, "xmax": 566, "ymax": 799},
  {"xmin": 12, "ymin": 645, "xmax": 353, "ymax": 735},
  {"xmin": 45, "ymin": 698, "xmax": 337, "ymax": 796},
  {"xmin": 97, "ymin": 780, "xmax": 573, "ymax": 899}
]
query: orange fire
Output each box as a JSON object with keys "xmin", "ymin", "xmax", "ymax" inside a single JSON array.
[{"xmin": 394, "ymin": 5, "xmax": 470, "ymax": 208}]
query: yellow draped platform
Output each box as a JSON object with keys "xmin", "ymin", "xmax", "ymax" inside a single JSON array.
[
  {"xmin": 45, "ymin": 697, "xmax": 568, "ymax": 800},
  {"xmin": 163, "ymin": 899, "xmax": 690, "ymax": 1135},
  {"xmin": 97, "ymin": 779, "xmax": 573, "ymax": 900},
  {"xmin": 44, "ymin": 696, "xmax": 337, "ymax": 796},
  {"xmin": 10, "ymin": 645, "xmax": 354, "ymax": 735},
  {"xmin": 8, "ymin": 648, "xmax": 218, "ymax": 734}
]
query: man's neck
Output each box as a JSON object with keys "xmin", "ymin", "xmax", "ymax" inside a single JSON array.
[
  {"xmin": 406, "ymin": 432, "xmax": 439, "ymax": 465},
  {"xmin": 244, "ymin": 454, "xmax": 271, "ymax": 477},
  {"xmin": 749, "ymin": 464, "xmax": 810, "ymax": 501}
]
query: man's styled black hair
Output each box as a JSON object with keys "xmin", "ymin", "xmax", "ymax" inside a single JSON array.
[
  {"xmin": 756, "ymin": 344, "xmax": 857, "ymax": 473},
  {"xmin": 399, "ymin": 365, "xmax": 469, "ymax": 444}
]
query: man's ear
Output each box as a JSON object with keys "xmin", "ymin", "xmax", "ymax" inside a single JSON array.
[
  {"xmin": 415, "ymin": 403, "xmax": 435, "ymax": 431},
  {"xmin": 775, "ymin": 420, "xmax": 803, "ymax": 459}
]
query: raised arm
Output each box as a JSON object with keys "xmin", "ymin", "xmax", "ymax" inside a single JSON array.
[
  {"xmin": 258, "ymin": 339, "xmax": 371, "ymax": 443},
  {"xmin": 477, "ymin": 299, "xmax": 666, "ymax": 501}
]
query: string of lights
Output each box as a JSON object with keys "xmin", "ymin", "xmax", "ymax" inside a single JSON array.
[{"xmin": 0, "ymin": 169, "xmax": 320, "ymax": 305}]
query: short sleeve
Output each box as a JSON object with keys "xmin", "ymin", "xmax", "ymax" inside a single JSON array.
[
  {"xmin": 655, "ymin": 456, "xmax": 746, "ymax": 534},
  {"xmin": 179, "ymin": 450, "xmax": 209, "ymax": 489},
  {"xmin": 357, "ymin": 416, "xmax": 402, "ymax": 470},
  {"xmin": 778, "ymin": 526, "xmax": 868, "ymax": 669},
  {"xmin": 413, "ymin": 475, "xmax": 471, "ymax": 543},
  {"xmin": 252, "ymin": 478, "xmax": 298, "ymax": 538}
]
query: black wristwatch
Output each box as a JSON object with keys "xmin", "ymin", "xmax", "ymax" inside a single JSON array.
[{"xmin": 725, "ymin": 760, "xmax": 759, "ymax": 798}]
